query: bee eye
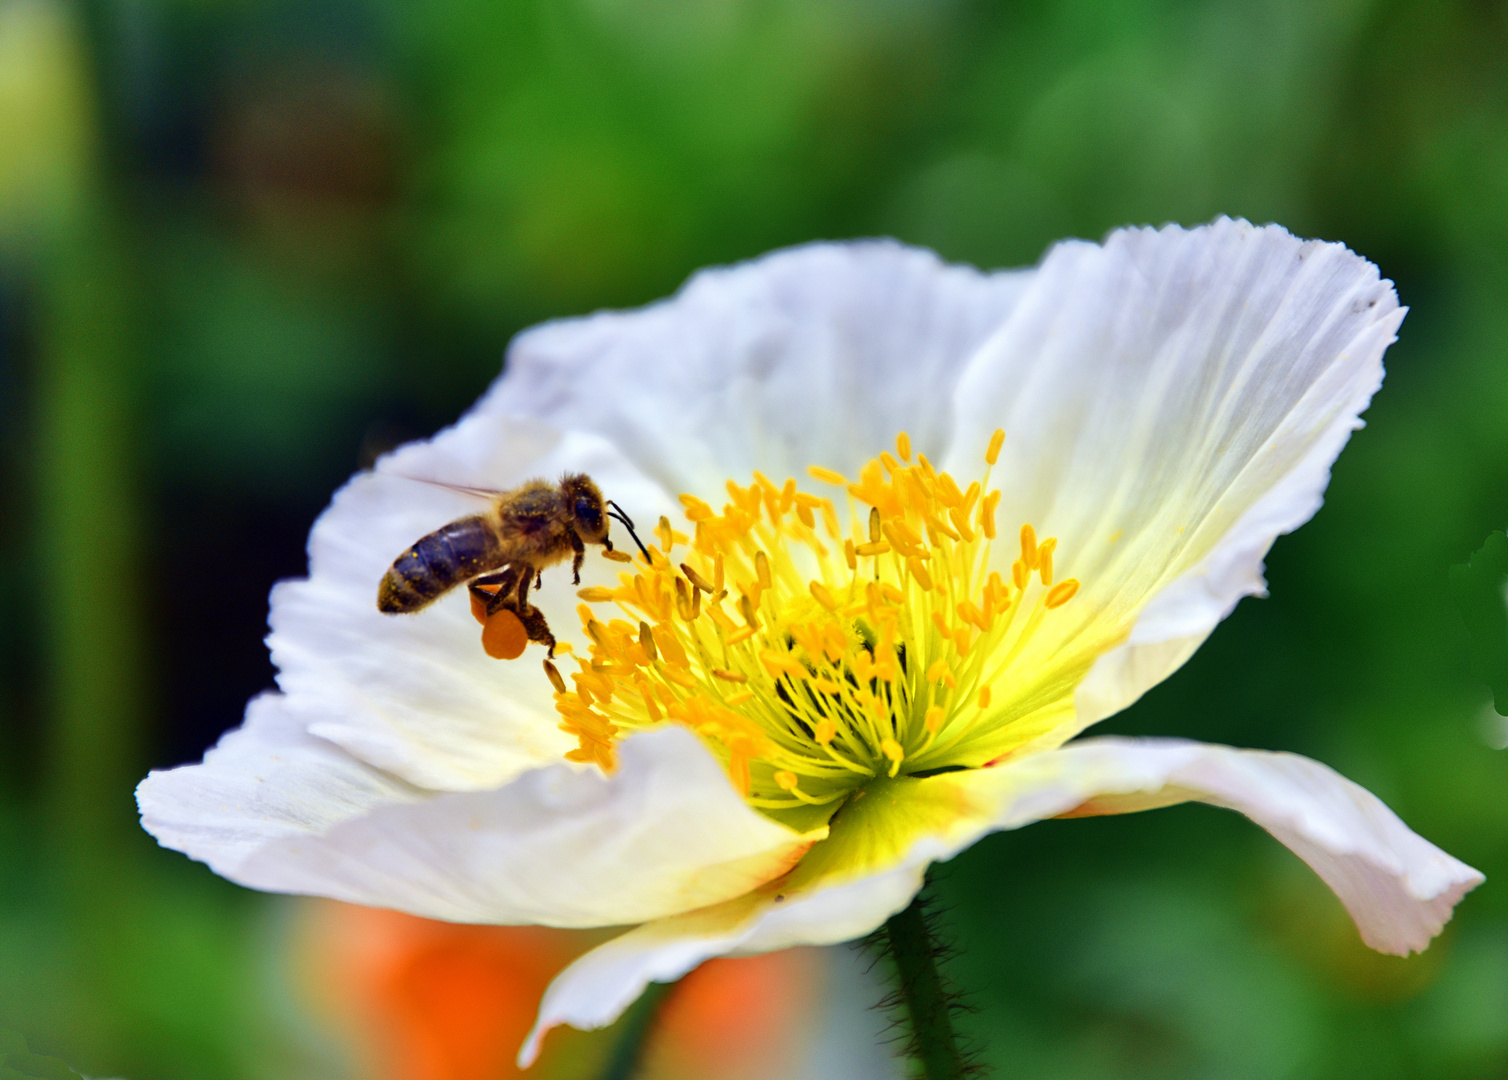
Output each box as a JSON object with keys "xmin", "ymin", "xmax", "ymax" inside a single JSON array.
[{"xmin": 576, "ymin": 497, "xmax": 600, "ymax": 524}]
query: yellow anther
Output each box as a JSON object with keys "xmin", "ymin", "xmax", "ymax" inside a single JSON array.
[
  {"xmin": 725, "ymin": 626, "xmax": 756, "ymax": 647},
  {"xmin": 674, "ymin": 577, "xmax": 701, "ymax": 621},
  {"xmin": 681, "ymin": 563, "xmax": 714, "ymax": 593},
  {"xmin": 815, "ymin": 718, "xmax": 837, "ymax": 744},
  {"xmin": 881, "ymin": 737, "xmax": 905, "ymax": 776},
  {"xmin": 755, "ymin": 550, "xmax": 772, "ymax": 589},
  {"xmin": 1045, "ymin": 579, "xmax": 1080, "ymax": 609},
  {"xmin": 810, "ymin": 581, "xmax": 839, "ymax": 611},
  {"xmin": 713, "ymin": 669, "xmax": 748, "ymax": 683},
  {"xmin": 775, "ymin": 770, "xmax": 800, "ymax": 791},
  {"xmin": 638, "ymin": 621, "xmax": 658, "ymax": 661},
  {"xmin": 780, "ymin": 477, "xmax": 796, "ymax": 513},
  {"xmin": 1020, "ymin": 523, "xmax": 1038, "ymax": 569},
  {"xmin": 808, "ymin": 465, "xmax": 847, "ymax": 486},
  {"xmin": 932, "ymin": 610, "xmax": 951, "ymax": 636},
  {"xmin": 880, "ymin": 583, "xmax": 905, "ymax": 605},
  {"xmin": 936, "ymin": 472, "xmax": 964, "ymax": 507},
  {"xmin": 1012, "ymin": 559, "xmax": 1029, "ymax": 590},
  {"xmin": 986, "ymin": 428, "xmax": 1005, "ymax": 465},
  {"xmin": 822, "ymin": 624, "xmax": 847, "ymax": 663},
  {"xmin": 577, "ymin": 587, "xmax": 615, "ymax": 602},
  {"xmin": 760, "ymin": 651, "xmax": 806, "ymax": 680},
  {"xmin": 844, "ymin": 539, "xmax": 857, "ymax": 571},
  {"xmin": 680, "ymin": 494, "xmax": 714, "ymax": 521},
  {"xmin": 652, "ymin": 624, "xmax": 688, "ymax": 667},
  {"xmin": 725, "ymin": 690, "xmax": 754, "ymax": 706},
  {"xmin": 602, "ymin": 549, "xmax": 634, "ymax": 563},
  {"xmin": 925, "ymin": 706, "xmax": 945, "ymax": 733},
  {"xmin": 656, "ymin": 516, "xmax": 674, "ymax": 554},
  {"xmin": 752, "ymin": 470, "xmax": 778, "ymax": 494},
  {"xmin": 980, "ymin": 490, "xmax": 1000, "ymax": 539},
  {"xmin": 868, "ymin": 506, "xmax": 882, "ymax": 543},
  {"xmin": 978, "ymin": 685, "xmax": 992, "ymax": 709},
  {"xmin": 739, "ymin": 594, "xmax": 760, "ymax": 628},
  {"xmin": 896, "ymin": 431, "xmax": 912, "ymax": 461},
  {"xmin": 855, "ymin": 541, "xmax": 891, "ymax": 557},
  {"xmin": 908, "ymin": 557, "xmax": 934, "ymax": 591},
  {"xmin": 879, "ymin": 451, "xmax": 899, "ymax": 474},
  {"xmin": 1037, "ymin": 537, "xmax": 1057, "ymax": 586},
  {"xmin": 953, "ymin": 626, "xmax": 972, "ymax": 656},
  {"xmin": 925, "ymin": 659, "xmax": 950, "ymax": 683},
  {"xmin": 796, "ymin": 502, "xmax": 815, "ymax": 528},
  {"xmin": 917, "ymin": 453, "xmax": 936, "ymax": 478},
  {"xmin": 543, "ymin": 659, "xmax": 567, "ymax": 695}
]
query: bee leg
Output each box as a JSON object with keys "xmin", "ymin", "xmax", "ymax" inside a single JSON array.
[
  {"xmin": 570, "ymin": 530, "xmax": 585, "ymax": 585},
  {"xmin": 474, "ymin": 565, "xmax": 522, "ymax": 616},
  {"xmin": 534, "ymin": 570, "xmax": 543, "ymax": 591},
  {"xmin": 516, "ymin": 604, "xmax": 557, "ymax": 656}
]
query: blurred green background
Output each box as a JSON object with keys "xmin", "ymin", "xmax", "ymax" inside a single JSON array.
[{"xmin": 1, "ymin": 0, "xmax": 1506, "ymax": 1076}]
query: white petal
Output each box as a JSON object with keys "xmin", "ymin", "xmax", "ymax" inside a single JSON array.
[
  {"xmin": 522, "ymin": 737, "xmax": 1480, "ymax": 1058},
  {"xmin": 483, "ymin": 240, "xmax": 1032, "ymax": 495},
  {"xmin": 138, "ymin": 697, "xmax": 819, "ymax": 926},
  {"xmin": 943, "ymin": 218, "xmax": 1401, "ymax": 740},
  {"xmin": 269, "ymin": 416, "xmax": 678, "ymax": 791}
]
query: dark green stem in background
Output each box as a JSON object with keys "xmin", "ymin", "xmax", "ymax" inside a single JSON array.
[
  {"xmin": 598, "ymin": 980, "xmax": 675, "ymax": 1080},
  {"xmin": 884, "ymin": 892, "xmax": 971, "ymax": 1080}
]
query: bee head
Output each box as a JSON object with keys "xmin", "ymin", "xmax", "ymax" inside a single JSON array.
[{"xmin": 560, "ymin": 474, "xmax": 610, "ymax": 544}]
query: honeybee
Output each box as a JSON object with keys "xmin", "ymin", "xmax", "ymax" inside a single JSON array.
[{"xmin": 377, "ymin": 473, "xmax": 648, "ymax": 656}]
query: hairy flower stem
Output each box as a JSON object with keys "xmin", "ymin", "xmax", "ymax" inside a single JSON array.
[
  {"xmin": 884, "ymin": 894, "xmax": 970, "ymax": 1080},
  {"xmin": 599, "ymin": 980, "xmax": 675, "ymax": 1080}
]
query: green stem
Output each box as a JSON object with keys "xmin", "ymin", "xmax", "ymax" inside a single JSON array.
[
  {"xmin": 885, "ymin": 894, "xmax": 969, "ymax": 1080},
  {"xmin": 598, "ymin": 981, "xmax": 675, "ymax": 1080}
]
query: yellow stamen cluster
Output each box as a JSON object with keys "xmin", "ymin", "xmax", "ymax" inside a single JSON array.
[{"xmin": 550, "ymin": 431, "xmax": 1080, "ymax": 821}]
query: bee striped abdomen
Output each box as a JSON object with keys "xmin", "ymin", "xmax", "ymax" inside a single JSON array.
[{"xmin": 377, "ymin": 515, "xmax": 504, "ymax": 613}]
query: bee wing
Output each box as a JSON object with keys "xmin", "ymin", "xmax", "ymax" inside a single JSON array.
[{"xmin": 384, "ymin": 474, "xmax": 504, "ymax": 501}]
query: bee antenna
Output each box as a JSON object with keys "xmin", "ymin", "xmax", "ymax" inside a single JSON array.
[{"xmin": 606, "ymin": 501, "xmax": 651, "ymax": 561}]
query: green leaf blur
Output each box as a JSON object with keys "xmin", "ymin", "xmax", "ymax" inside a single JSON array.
[{"xmin": 1450, "ymin": 532, "xmax": 1508, "ymax": 716}]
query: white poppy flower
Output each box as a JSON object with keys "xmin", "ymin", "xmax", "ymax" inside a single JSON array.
[{"xmin": 138, "ymin": 218, "xmax": 1483, "ymax": 1066}]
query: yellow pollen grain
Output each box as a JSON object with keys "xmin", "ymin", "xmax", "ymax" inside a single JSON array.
[
  {"xmin": 896, "ymin": 431, "xmax": 912, "ymax": 461},
  {"xmin": 1045, "ymin": 579, "xmax": 1080, "ymax": 608},
  {"xmin": 808, "ymin": 465, "xmax": 847, "ymax": 486},
  {"xmin": 602, "ymin": 549, "xmax": 633, "ymax": 563},
  {"xmin": 986, "ymin": 428, "xmax": 1005, "ymax": 465},
  {"xmin": 577, "ymin": 587, "xmax": 615, "ymax": 602}
]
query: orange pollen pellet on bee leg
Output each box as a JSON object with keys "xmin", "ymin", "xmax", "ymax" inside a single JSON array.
[{"xmin": 481, "ymin": 607, "xmax": 528, "ymax": 660}]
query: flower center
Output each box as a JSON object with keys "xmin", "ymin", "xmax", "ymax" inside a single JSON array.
[{"xmin": 549, "ymin": 430, "xmax": 1080, "ymax": 827}]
